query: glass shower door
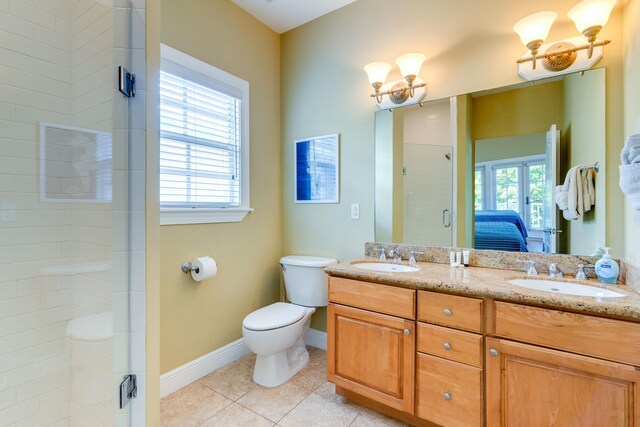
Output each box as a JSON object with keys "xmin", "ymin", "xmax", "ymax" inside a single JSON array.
[{"xmin": 0, "ymin": 1, "xmax": 146, "ymax": 425}]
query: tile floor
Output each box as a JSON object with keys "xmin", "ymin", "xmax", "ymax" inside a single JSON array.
[{"xmin": 160, "ymin": 347, "xmax": 409, "ymax": 427}]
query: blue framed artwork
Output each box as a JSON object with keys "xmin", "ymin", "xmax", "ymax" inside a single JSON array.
[{"xmin": 294, "ymin": 134, "xmax": 339, "ymax": 203}]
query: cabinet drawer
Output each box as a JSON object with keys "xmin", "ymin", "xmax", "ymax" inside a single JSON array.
[
  {"xmin": 418, "ymin": 291, "xmax": 483, "ymax": 332},
  {"xmin": 417, "ymin": 323, "xmax": 482, "ymax": 367},
  {"xmin": 416, "ymin": 353, "xmax": 482, "ymax": 427},
  {"xmin": 494, "ymin": 301, "xmax": 640, "ymax": 366},
  {"xmin": 329, "ymin": 277, "xmax": 415, "ymax": 319}
]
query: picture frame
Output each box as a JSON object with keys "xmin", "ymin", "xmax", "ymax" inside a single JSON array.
[{"xmin": 294, "ymin": 134, "xmax": 339, "ymax": 203}]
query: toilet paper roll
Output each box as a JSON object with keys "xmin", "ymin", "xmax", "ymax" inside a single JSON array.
[{"xmin": 191, "ymin": 257, "xmax": 217, "ymax": 281}]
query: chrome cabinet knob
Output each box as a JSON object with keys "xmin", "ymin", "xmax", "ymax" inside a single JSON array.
[
  {"xmin": 489, "ymin": 348, "xmax": 499, "ymax": 357},
  {"xmin": 443, "ymin": 308, "xmax": 452, "ymax": 317},
  {"xmin": 403, "ymin": 329, "xmax": 411, "ymax": 336},
  {"xmin": 443, "ymin": 342, "xmax": 451, "ymax": 351},
  {"xmin": 443, "ymin": 392, "xmax": 451, "ymax": 401}
]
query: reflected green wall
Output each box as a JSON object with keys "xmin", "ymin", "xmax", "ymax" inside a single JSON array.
[
  {"xmin": 475, "ymin": 133, "xmax": 546, "ymax": 163},
  {"xmin": 563, "ymin": 70, "xmax": 607, "ymax": 255}
]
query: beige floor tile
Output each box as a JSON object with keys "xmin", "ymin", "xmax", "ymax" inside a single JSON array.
[
  {"xmin": 290, "ymin": 348, "xmax": 328, "ymax": 391},
  {"xmin": 277, "ymin": 392, "xmax": 359, "ymax": 427},
  {"xmin": 238, "ymin": 352, "xmax": 256, "ymax": 367},
  {"xmin": 160, "ymin": 382, "xmax": 232, "ymax": 427},
  {"xmin": 358, "ymin": 405, "xmax": 411, "ymax": 426},
  {"xmin": 200, "ymin": 402, "xmax": 274, "ymax": 427},
  {"xmin": 313, "ymin": 381, "xmax": 364, "ymax": 411},
  {"xmin": 350, "ymin": 413, "xmax": 408, "ymax": 427},
  {"xmin": 314, "ymin": 381, "xmax": 405, "ymax": 424},
  {"xmin": 198, "ymin": 357, "xmax": 258, "ymax": 400},
  {"xmin": 236, "ymin": 382, "xmax": 311, "ymax": 423}
]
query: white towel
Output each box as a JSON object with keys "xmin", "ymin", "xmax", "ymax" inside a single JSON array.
[
  {"xmin": 583, "ymin": 168, "xmax": 595, "ymax": 211},
  {"xmin": 621, "ymin": 134, "xmax": 640, "ymax": 165},
  {"xmin": 620, "ymin": 163, "xmax": 640, "ymax": 224},
  {"xmin": 555, "ymin": 165, "xmax": 595, "ymax": 221}
]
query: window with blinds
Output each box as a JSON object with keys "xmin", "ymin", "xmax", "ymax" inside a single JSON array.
[{"xmin": 160, "ymin": 71, "xmax": 241, "ymax": 208}]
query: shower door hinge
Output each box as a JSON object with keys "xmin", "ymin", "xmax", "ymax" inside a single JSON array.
[
  {"xmin": 119, "ymin": 374, "xmax": 137, "ymax": 409},
  {"xmin": 118, "ymin": 66, "xmax": 136, "ymax": 98}
]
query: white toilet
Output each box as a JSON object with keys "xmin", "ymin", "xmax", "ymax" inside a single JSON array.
[{"xmin": 242, "ymin": 255, "xmax": 337, "ymax": 388}]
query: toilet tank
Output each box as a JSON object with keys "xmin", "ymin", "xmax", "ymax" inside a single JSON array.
[{"xmin": 280, "ymin": 255, "xmax": 338, "ymax": 307}]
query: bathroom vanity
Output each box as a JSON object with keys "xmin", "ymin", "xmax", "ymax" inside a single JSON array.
[{"xmin": 325, "ymin": 258, "xmax": 640, "ymax": 427}]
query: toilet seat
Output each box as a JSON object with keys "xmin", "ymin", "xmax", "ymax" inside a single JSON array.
[{"xmin": 243, "ymin": 302, "xmax": 306, "ymax": 331}]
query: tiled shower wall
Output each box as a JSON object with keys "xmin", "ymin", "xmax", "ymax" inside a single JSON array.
[
  {"xmin": 0, "ymin": 1, "xmax": 76, "ymax": 425},
  {"xmin": 0, "ymin": 0, "xmax": 146, "ymax": 426}
]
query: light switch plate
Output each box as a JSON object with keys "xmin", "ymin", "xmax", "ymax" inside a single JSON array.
[{"xmin": 350, "ymin": 203, "xmax": 360, "ymax": 220}]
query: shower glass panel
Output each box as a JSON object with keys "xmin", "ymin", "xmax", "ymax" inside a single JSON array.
[
  {"xmin": 0, "ymin": 1, "xmax": 146, "ymax": 426},
  {"xmin": 402, "ymin": 144, "xmax": 453, "ymax": 246}
]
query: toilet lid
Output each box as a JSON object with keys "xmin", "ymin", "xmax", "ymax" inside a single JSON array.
[{"xmin": 243, "ymin": 303, "xmax": 306, "ymax": 331}]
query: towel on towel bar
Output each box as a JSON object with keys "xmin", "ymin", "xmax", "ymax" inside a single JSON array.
[
  {"xmin": 555, "ymin": 165, "xmax": 595, "ymax": 220},
  {"xmin": 620, "ymin": 132, "xmax": 640, "ymax": 224}
]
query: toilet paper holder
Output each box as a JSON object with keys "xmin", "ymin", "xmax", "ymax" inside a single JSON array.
[{"xmin": 181, "ymin": 261, "xmax": 200, "ymax": 274}]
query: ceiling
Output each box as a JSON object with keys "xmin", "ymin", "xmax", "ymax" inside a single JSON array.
[{"xmin": 231, "ymin": 0, "xmax": 357, "ymax": 34}]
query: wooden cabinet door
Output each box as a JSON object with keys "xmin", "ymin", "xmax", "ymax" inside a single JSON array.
[
  {"xmin": 486, "ymin": 337, "xmax": 640, "ymax": 427},
  {"xmin": 327, "ymin": 303, "xmax": 415, "ymax": 414}
]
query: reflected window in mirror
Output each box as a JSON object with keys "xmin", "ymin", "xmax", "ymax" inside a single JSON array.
[{"xmin": 475, "ymin": 156, "xmax": 547, "ymax": 253}]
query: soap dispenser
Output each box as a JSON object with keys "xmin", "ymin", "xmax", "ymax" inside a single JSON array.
[
  {"xmin": 594, "ymin": 247, "xmax": 620, "ymax": 285},
  {"xmin": 591, "ymin": 244, "xmax": 604, "ymax": 257}
]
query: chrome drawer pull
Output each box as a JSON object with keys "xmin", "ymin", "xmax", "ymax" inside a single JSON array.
[
  {"xmin": 443, "ymin": 342, "xmax": 452, "ymax": 351},
  {"xmin": 443, "ymin": 308, "xmax": 452, "ymax": 317},
  {"xmin": 443, "ymin": 392, "xmax": 452, "ymax": 401}
]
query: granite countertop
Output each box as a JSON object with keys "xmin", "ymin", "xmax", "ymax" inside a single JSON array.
[{"xmin": 326, "ymin": 259, "xmax": 640, "ymax": 321}]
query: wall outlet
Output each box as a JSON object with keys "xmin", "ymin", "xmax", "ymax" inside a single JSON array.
[{"xmin": 350, "ymin": 203, "xmax": 360, "ymax": 220}]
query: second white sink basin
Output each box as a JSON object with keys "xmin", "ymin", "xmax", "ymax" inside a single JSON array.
[
  {"xmin": 507, "ymin": 279, "xmax": 625, "ymax": 298},
  {"xmin": 352, "ymin": 263, "xmax": 420, "ymax": 273}
]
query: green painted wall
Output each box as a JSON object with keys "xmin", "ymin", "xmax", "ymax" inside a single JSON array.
[{"xmin": 160, "ymin": 0, "xmax": 281, "ymax": 374}]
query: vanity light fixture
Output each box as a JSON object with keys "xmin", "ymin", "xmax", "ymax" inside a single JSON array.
[
  {"xmin": 364, "ymin": 53, "xmax": 426, "ymax": 105},
  {"xmin": 513, "ymin": 0, "xmax": 614, "ymax": 72}
]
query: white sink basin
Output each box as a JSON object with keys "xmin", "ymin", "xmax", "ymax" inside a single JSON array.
[
  {"xmin": 352, "ymin": 263, "xmax": 420, "ymax": 273},
  {"xmin": 507, "ymin": 279, "xmax": 625, "ymax": 298}
]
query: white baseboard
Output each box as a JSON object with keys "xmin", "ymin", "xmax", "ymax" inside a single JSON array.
[
  {"xmin": 159, "ymin": 328, "xmax": 327, "ymax": 398},
  {"xmin": 160, "ymin": 337, "xmax": 249, "ymax": 398},
  {"xmin": 304, "ymin": 328, "xmax": 327, "ymax": 350}
]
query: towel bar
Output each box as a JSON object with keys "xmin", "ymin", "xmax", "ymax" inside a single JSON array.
[{"xmin": 580, "ymin": 162, "xmax": 599, "ymax": 173}]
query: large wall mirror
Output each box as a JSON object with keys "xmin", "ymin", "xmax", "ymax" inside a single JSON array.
[{"xmin": 374, "ymin": 67, "xmax": 612, "ymax": 256}]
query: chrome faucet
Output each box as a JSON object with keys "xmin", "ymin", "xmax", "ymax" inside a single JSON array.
[
  {"xmin": 548, "ymin": 263, "xmax": 563, "ymax": 278},
  {"xmin": 575, "ymin": 264, "xmax": 595, "ymax": 280},
  {"xmin": 373, "ymin": 248, "xmax": 386, "ymax": 261},
  {"xmin": 525, "ymin": 260, "xmax": 538, "ymax": 276},
  {"xmin": 409, "ymin": 251, "xmax": 423, "ymax": 267},
  {"xmin": 388, "ymin": 249, "xmax": 401, "ymax": 264}
]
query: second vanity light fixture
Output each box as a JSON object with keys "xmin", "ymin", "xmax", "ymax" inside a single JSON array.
[
  {"xmin": 513, "ymin": 0, "xmax": 615, "ymax": 72},
  {"xmin": 364, "ymin": 53, "xmax": 426, "ymax": 107}
]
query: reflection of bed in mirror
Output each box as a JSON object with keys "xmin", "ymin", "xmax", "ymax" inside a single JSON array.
[{"xmin": 474, "ymin": 210, "xmax": 529, "ymax": 252}]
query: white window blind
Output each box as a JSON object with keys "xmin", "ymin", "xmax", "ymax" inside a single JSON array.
[{"xmin": 160, "ymin": 70, "xmax": 241, "ymax": 208}]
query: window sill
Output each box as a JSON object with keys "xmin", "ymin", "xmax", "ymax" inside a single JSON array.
[{"xmin": 160, "ymin": 207, "xmax": 254, "ymax": 225}]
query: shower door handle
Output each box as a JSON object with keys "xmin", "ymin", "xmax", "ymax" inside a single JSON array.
[{"xmin": 443, "ymin": 209, "xmax": 451, "ymax": 228}]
